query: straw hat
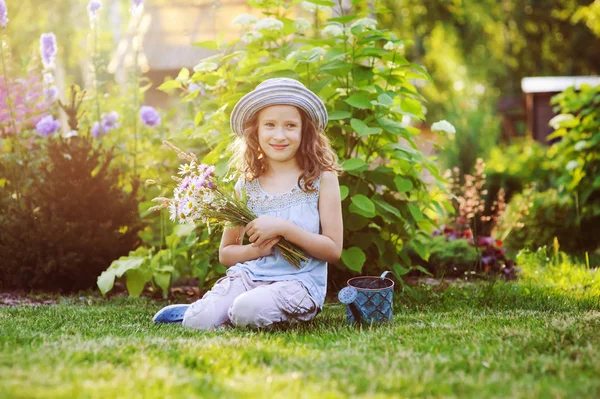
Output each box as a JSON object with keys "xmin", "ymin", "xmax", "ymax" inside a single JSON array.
[{"xmin": 230, "ymin": 78, "xmax": 328, "ymax": 137}]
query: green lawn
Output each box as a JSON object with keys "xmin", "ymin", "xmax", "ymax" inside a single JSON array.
[{"xmin": 1, "ymin": 251, "xmax": 599, "ymax": 398}]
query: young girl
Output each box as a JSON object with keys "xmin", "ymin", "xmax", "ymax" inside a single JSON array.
[{"xmin": 152, "ymin": 77, "xmax": 344, "ymax": 329}]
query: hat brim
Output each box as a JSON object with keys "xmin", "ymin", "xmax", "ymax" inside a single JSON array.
[{"xmin": 230, "ymin": 83, "xmax": 328, "ymax": 137}]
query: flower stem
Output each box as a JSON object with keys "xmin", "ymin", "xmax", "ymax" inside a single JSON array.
[
  {"xmin": 93, "ymin": 22, "xmax": 101, "ymax": 126},
  {"xmin": 1, "ymin": 33, "xmax": 23, "ymax": 206}
]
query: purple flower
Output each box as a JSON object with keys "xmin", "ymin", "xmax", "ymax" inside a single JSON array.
[
  {"xmin": 139, "ymin": 105, "xmax": 161, "ymax": 127},
  {"xmin": 87, "ymin": 0, "xmax": 102, "ymax": 21},
  {"xmin": 40, "ymin": 33, "xmax": 57, "ymax": 69},
  {"xmin": 132, "ymin": 0, "xmax": 144, "ymax": 7},
  {"xmin": 0, "ymin": 0, "xmax": 8, "ymax": 28},
  {"xmin": 91, "ymin": 121, "xmax": 103, "ymax": 138},
  {"xmin": 36, "ymin": 115, "xmax": 60, "ymax": 137},
  {"xmin": 101, "ymin": 111, "xmax": 119, "ymax": 131},
  {"xmin": 92, "ymin": 111, "xmax": 120, "ymax": 138},
  {"xmin": 45, "ymin": 86, "xmax": 58, "ymax": 103}
]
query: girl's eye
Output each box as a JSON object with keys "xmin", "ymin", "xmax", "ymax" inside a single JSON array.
[
  {"xmin": 265, "ymin": 123, "xmax": 275, "ymax": 127},
  {"xmin": 286, "ymin": 124, "xmax": 297, "ymax": 128}
]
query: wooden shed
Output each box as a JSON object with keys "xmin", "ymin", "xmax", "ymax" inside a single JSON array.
[{"xmin": 521, "ymin": 76, "xmax": 600, "ymax": 143}]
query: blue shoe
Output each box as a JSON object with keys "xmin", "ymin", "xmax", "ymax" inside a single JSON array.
[{"xmin": 152, "ymin": 304, "xmax": 190, "ymax": 324}]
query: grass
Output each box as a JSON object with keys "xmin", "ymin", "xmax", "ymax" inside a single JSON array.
[{"xmin": 1, "ymin": 250, "xmax": 599, "ymax": 398}]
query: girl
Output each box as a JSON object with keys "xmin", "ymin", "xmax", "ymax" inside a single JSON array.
[{"xmin": 152, "ymin": 77, "xmax": 344, "ymax": 329}]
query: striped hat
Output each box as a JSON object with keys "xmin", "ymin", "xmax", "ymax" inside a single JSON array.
[{"xmin": 230, "ymin": 78, "xmax": 328, "ymax": 137}]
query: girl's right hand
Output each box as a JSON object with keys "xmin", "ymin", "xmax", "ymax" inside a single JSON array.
[{"xmin": 254, "ymin": 236, "xmax": 281, "ymax": 257}]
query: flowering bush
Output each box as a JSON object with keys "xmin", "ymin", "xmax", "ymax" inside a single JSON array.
[
  {"xmin": 158, "ymin": 0, "xmax": 447, "ymax": 284},
  {"xmin": 416, "ymin": 158, "xmax": 517, "ymax": 279}
]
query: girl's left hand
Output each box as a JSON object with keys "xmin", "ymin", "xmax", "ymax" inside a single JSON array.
[{"xmin": 246, "ymin": 215, "xmax": 285, "ymax": 246}]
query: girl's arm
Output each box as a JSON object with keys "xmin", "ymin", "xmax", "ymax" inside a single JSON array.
[
  {"xmin": 218, "ymin": 182, "xmax": 280, "ymax": 267},
  {"xmin": 246, "ymin": 171, "xmax": 343, "ymax": 264},
  {"xmin": 219, "ymin": 225, "xmax": 281, "ymax": 267}
]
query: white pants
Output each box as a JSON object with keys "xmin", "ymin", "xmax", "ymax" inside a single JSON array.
[{"xmin": 182, "ymin": 270, "xmax": 319, "ymax": 330}]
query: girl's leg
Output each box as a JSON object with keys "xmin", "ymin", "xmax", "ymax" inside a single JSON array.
[
  {"xmin": 182, "ymin": 271, "xmax": 248, "ymax": 330},
  {"xmin": 228, "ymin": 280, "xmax": 319, "ymax": 329}
]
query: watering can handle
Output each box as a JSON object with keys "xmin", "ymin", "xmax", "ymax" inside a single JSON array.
[{"xmin": 380, "ymin": 271, "xmax": 393, "ymax": 280}]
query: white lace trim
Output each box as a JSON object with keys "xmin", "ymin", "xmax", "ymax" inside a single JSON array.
[{"xmin": 244, "ymin": 176, "xmax": 320, "ymax": 213}]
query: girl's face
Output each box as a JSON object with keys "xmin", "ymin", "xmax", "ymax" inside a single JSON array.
[{"xmin": 256, "ymin": 105, "xmax": 302, "ymax": 166}]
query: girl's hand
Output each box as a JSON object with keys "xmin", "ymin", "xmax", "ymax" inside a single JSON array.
[
  {"xmin": 246, "ymin": 215, "xmax": 285, "ymax": 246},
  {"xmin": 254, "ymin": 236, "xmax": 281, "ymax": 257}
]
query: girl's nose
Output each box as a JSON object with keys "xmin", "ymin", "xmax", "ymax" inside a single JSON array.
[{"xmin": 273, "ymin": 127, "xmax": 286, "ymax": 138}]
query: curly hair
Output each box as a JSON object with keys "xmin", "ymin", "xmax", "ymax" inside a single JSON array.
[{"xmin": 229, "ymin": 106, "xmax": 341, "ymax": 192}]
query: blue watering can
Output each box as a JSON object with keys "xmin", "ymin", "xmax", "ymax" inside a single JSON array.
[{"xmin": 338, "ymin": 271, "xmax": 395, "ymax": 324}]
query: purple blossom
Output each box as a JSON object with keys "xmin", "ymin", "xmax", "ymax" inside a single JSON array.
[
  {"xmin": 36, "ymin": 115, "xmax": 60, "ymax": 137},
  {"xmin": 131, "ymin": 0, "xmax": 144, "ymax": 8},
  {"xmin": 45, "ymin": 86, "xmax": 58, "ymax": 102},
  {"xmin": 40, "ymin": 33, "xmax": 57, "ymax": 69},
  {"xmin": 92, "ymin": 111, "xmax": 120, "ymax": 138},
  {"xmin": 0, "ymin": 0, "xmax": 8, "ymax": 28},
  {"xmin": 87, "ymin": 0, "xmax": 102, "ymax": 21},
  {"xmin": 91, "ymin": 121, "xmax": 103, "ymax": 138},
  {"xmin": 101, "ymin": 111, "xmax": 119, "ymax": 131},
  {"xmin": 139, "ymin": 106, "xmax": 161, "ymax": 127}
]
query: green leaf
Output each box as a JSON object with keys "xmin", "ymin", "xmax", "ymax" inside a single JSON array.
[
  {"xmin": 411, "ymin": 241, "xmax": 429, "ymax": 262},
  {"xmin": 344, "ymin": 92, "xmax": 373, "ymax": 109},
  {"xmin": 393, "ymin": 263, "xmax": 410, "ymax": 276},
  {"xmin": 400, "ymin": 97, "xmax": 424, "ymax": 119},
  {"xmin": 414, "ymin": 265, "xmax": 433, "ymax": 276},
  {"xmin": 349, "ymin": 202, "xmax": 376, "ymax": 218},
  {"xmin": 125, "ymin": 269, "xmax": 151, "ymax": 298},
  {"xmin": 176, "ymin": 68, "xmax": 190, "ymax": 82},
  {"xmin": 394, "ymin": 176, "xmax": 413, "ymax": 192},
  {"xmin": 154, "ymin": 272, "xmax": 172, "ymax": 298},
  {"xmin": 341, "ymin": 246, "xmax": 366, "ymax": 272},
  {"xmin": 194, "ymin": 111, "xmax": 204, "ymax": 127},
  {"xmin": 409, "ymin": 62, "xmax": 434, "ymax": 83},
  {"xmin": 372, "ymin": 198, "xmax": 402, "ymax": 219},
  {"xmin": 351, "ymin": 119, "xmax": 382, "ymax": 136},
  {"xmin": 328, "ymin": 111, "xmax": 352, "ymax": 120},
  {"xmin": 342, "ymin": 158, "xmax": 368, "ymax": 172},
  {"xmin": 157, "ymin": 80, "xmax": 182, "ymax": 91},
  {"xmin": 193, "ymin": 40, "xmax": 218, "ymax": 50},
  {"xmin": 328, "ymin": 15, "xmax": 357, "ymax": 24},
  {"xmin": 340, "ymin": 185, "xmax": 349, "ymax": 201},
  {"xmin": 377, "ymin": 117, "xmax": 407, "ymax": 135},
  {"xmin": 306, "ymin": 0, "xmax": 335, "ymax": 5},
  {"xmin": 346, "ymin": 213, "xmax": 369, "ymax": 231},
  {"xmin": 97, "ymin": 270, "xmax": 116, "ymax": 296},
  {"xmin": 408, "ymin": 204, "xmax": 423, "ymax": 221},
  {"xmin": 377, "ymin": 93, "xmax": 394, "ymax": 106},
  {"xmin": 350, "ymin": 194, "xmax": 376, "ymax": 214}
]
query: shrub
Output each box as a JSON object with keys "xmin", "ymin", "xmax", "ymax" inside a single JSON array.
[
  {"xmin": 547, "ymin": 84, "xmax": 600, "ymax": 252},
  {"xmin": 0, "ymin": 134, "xmax": 142, "ymax": 292},
  {"xmin": 498, "ymin": 188, "xmax": 583, "ymax": 253},
  {"xmin": 485, "ymin": 138, "xmax": 555, "ymax": 205}
]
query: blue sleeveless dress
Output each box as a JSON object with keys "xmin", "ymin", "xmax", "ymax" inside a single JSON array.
[{"xmin": 226, "ymin": 176, "xmax": 327, "ymax": 308}]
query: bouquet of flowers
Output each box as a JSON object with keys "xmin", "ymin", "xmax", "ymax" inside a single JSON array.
[{"xmin": 149, "ymin": 141, "xmax": 307, "ymax": 269}]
